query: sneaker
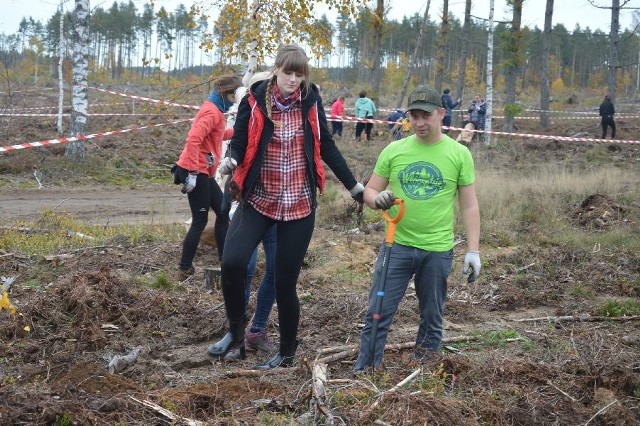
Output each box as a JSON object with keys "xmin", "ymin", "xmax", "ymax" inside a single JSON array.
[
  {"xmin": 245, "ymin": 330, "xmax": 273, "ymax": 352},
  {"xmin": 178, "ymin": 266, "xmax": 195, "ymax": 281},
  {"xmin": 223, "ymin": 347, "xmax": 244, "ymax": 362}
]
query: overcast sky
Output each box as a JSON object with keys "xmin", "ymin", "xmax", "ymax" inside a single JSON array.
[{"xmin": 1, "ymin": 0, "xmax": 637, "ymax": 35}]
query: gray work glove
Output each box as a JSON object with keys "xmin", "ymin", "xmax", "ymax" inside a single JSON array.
[
  {"xmin": 218, "ymin": 157, "xmax": 237, "ymax": 175},
  {"xmin": 374, "ymin": 190, "xmax": 396, "ymax": 210},
  {"xmin": 349, "ymin": 182, "xmax": 365, "ymax": 203},
  {"xmin": 182, "ymin": 172, "xmax": 198, "ymax": 194},
  {"xmin": 463, "ymin": 251, "xmax": 481, "ymax": 282}
]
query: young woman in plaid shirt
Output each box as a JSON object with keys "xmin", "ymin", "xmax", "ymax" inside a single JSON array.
[{"xmin": 209, "ymin": 45, "xmax": 364, "ymax": 369}]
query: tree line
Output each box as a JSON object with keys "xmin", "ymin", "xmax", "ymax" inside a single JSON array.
[{"xmin": 1, "ymin": 0, "xmax": 639, "ymax": 99}]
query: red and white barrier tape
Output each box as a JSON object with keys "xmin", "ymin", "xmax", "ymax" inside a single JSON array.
[
  {"xmin": 0, "ymin": 118, "xmax": 192, "ymax": 153},
  {"xmin": 441, "ymin": 125, "xmax": 640, "ymax": 145},
  {"xmin": 0, "ymin": 113, "xmax": 192, "ymax": 117},
  {"xmin": 89, "ymin": 86, "xmax": 200, "ymax": 110}
]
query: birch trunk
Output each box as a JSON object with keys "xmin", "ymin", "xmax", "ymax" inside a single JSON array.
[
  {"xmin": 57, "ymin": 0, "xmax": 64, "ymax": 136},
  {"xmin": 484, "ymin": 0, "xmax": 495, "ymax": 145},
  {"xmin": 66, "ymin": 0, "xmax": 90, "ymax": 161}
]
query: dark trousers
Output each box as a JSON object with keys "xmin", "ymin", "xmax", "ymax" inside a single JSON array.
[
  {"xmin": 221, "ymin": 203, "xmax": 315, "ymax": 351},
  {"xmin": 180, "ymin": 174, "xmax": 228, "ymax": 269},
  {"xmin": 355, "ymin": 116, "xmax": 373, "ymax": 140},
  {"xmin": 442, "ymin": 115, "xmax": 452, "ymax": 134},
  {"xmin": 601, "ymin": 116, "xmax": 616, "ymax": 138},
  {"xmin": 331, "ymin": 120, "xmax": 343, "ymax": 136}
]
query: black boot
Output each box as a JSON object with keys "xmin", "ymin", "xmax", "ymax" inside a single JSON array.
[
  {"xmin": 253, "ymin": 339, "xmax": 300, "ymax": 369},
  {"xmin": 207, "ymin": 321, "xmax": 245, "ymax": 360}
]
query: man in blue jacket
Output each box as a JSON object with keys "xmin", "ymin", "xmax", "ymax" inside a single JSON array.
[{"xmin": 441, "ymin": 88, "xmax": 460, "ymax": 134}]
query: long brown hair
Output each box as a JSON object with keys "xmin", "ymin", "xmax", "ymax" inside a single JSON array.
[
  {"xmin": 265, "ymin": 44, "xmax": 310, "ymax": 120},
  {"xmin": 214, "ymin": 74, "xmax": 242, "ymax": 97}
]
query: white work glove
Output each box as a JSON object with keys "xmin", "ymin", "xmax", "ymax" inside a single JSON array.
[
  {"xmin": 374, "ymin": 190, "xmax": 396, "ymax": 210},
  {"xmin": 463, "ymin": 251, "xmax": 481, "ymax": 281},
  {"xmin": 349, "ymin": 182, "xmax": 365, "ymax": 203},
  {"xmin": 182, "ymin": 172, "xmax": 198, "ymax": 194},
  {"xmin": 218, "ymin": 157, "xmax": 237, "ymax": 175}
]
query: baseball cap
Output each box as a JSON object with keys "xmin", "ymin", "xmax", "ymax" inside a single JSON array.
[{"xmin": 407, "ymin": 85, "xmax": 442, "ymax": 112}]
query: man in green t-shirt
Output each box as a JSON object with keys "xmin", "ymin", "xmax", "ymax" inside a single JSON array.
[{"xmin": 354, "ymin": 84, "xmax": 481, "ymax": 372}]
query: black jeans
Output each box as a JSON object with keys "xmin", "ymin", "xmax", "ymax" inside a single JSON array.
[
  {"xmin": 601, "ymin": 116, "xmax": 616, "ymax": 138},
  {"xmin": 442, "ymin": 115, "xmax": 452, "ymax": 134},
  {"xmin": 179, "ymin": 174, "xmax": 228, "ymax": 269},
  {"xmin": 355, "ymin": 116, "xmax": 373, "ymax": 140},
  {"xmin": 221, "ymin": 203, "xmax": 315, "ymax": 350},
  {"xmin": 331, "ymin": 120, "xmax": 343, "ymax": 136}
]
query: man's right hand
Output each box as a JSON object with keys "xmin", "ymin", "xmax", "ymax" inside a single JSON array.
[{"xmin": 374, "ymin": 190, "xmax": 396, "ymax": 210}]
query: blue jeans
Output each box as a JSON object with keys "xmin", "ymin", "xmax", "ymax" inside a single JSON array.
[
  {"xmin": 244, "ymin": 225, "xmax": 277, "ymax": 332},
  {"xmin": 354, "ymin": 243, "xmax": 452, "ymax": 371}
]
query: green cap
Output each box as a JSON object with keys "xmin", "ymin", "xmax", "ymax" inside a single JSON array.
[{"xmin": 407, "ymin": 85, "xmax": 442, "ymax": 112}]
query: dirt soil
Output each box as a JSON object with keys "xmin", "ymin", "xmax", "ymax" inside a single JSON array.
[{"xmin": 1, "ymin": 86, "xmax": 640, "ymax": 425}]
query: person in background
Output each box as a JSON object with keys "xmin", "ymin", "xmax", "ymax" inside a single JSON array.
[
  {"xmin": 209, "ymin": 71, "xmax": 278, "ymax": 362},
  {"xmin": 354, "ymin": 90, "xmax": 376, "ymax": 142},
  {"xmin": 467, "ymin": 94, "xmax": 486, "ymax": 142},
  {"xmin": 173, "ymin": 74, "xmax": 242, "ymax": 281},
  {"xmin": 599, "ymin": 94, "xmax": 616, "ymax": 139},
  {"xmin": 387, "ymin": 109, "xmax": 406, "ymax": 140},
  {"xmin": 330, "ymin": 96, "xmax": 345, "ymax": 138},
  {"xmin": 441, "ymin": 88, "xmax": 461, "ymax": 134},
  {"xmin": 354, "ymin": 84, "xmax": 480, "ymax": 373},
  {"xmin": 209, "ymin": 44, "xmax": 365, "ymax": 369}
]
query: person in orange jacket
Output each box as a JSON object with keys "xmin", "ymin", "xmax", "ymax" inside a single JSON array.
[{"xmin": 173, "ymin": 74, "xmax": 242, "ymax": 280}]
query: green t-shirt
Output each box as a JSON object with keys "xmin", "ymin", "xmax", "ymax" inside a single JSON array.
[{"xmin": 373, "ymin": 134, "xmax": 475, "ymax": 251}]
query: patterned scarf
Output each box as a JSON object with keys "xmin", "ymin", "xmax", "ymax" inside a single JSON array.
[{"xmin": 273, "ymin": 84, "xmax": 301, "ymax": 112}]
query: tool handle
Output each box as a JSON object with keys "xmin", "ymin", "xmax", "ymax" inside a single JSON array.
[{"xmin": 382, "ymin": 199, "xmax": 405, "ymax": 244}]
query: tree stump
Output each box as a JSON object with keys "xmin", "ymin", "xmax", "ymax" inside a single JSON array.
[{"xmin": 204, "ymin": 267, "xmax": 222, "ymax": 290}]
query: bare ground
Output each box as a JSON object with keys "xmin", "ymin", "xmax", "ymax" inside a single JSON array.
[{"xmin": 1, "ymin": 86, "xmax": 640, "ymax": 425}]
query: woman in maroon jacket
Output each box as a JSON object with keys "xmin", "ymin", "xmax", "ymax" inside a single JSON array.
[
  {"xmin": 173, "ymin": 74, "xmax": 242, "ymax": 280},
  {"xmin": 209, "ymin": 45, "xmax": 364, "ymax": 368}
]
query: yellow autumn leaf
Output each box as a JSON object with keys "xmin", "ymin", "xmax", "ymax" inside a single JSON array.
[{"xmin": 24, "ymin": 325, "xmax": 31, "ymax": 332}]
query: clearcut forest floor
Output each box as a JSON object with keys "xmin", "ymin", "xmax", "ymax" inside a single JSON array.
[{"xmin": 0, "ymin": 84, "xmax": 639, "ymax": 425}]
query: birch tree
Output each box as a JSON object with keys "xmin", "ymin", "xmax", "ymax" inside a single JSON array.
[
  {"xmin": 57, "ymin": 0, "xmax": 64, "ymax": 136},
  {"xmin": 484, "ymin": 0, "xmax": 495, "ymax": 145},
  {"xmin": 65, "ymin": 0, "xmax": 90, "ymax": 161},
  {"xmin": 206, "ymin": 0, "xmax": 362, "ymax": 82}
]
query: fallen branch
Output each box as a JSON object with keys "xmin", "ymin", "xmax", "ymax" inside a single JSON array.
[
  {"xmin": 514, "ymin": 315, "xmax": 640, "ymax": 323},
  {"xmin": 130, "ymin": 396, "xmax": 204, "ymax": 426},
  {"xmin": 223, "ymin": 366, "xmax": 300, "ymax": 378},
  {"xmin": 316, "ymin": 335, "xmax": 480, "ymax": 364},
  {"xmin": 316, "ymin": 348, "xmax": 357, "ymax": 364},
  {"xmin": 546, "ymin": 380, "xmax": 577, "ymax": 403},
  {"xmin": 311, "ymin": 362, "xmax": 334, "ymax": 425}
]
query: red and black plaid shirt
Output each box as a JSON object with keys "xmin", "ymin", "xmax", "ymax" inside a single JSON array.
[{"xmin": 248, "ymin": 88, "xmax": 313, "ymax": 221}]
